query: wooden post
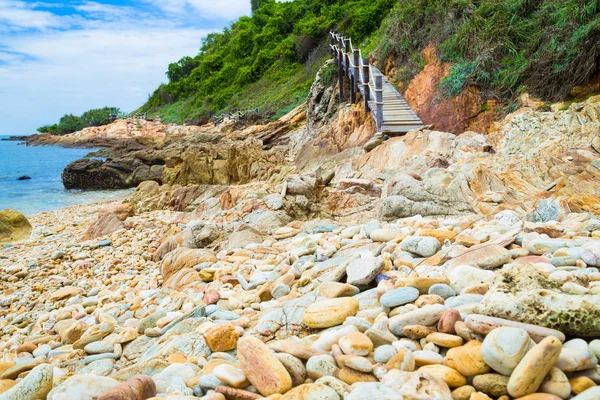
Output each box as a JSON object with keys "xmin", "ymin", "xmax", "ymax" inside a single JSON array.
[
  {"xmin": 329, "ymin": 31, "xmax": 335, "ymax": 58},
  {"xmin": 337, "ymin": 43, "xmax": 344, "ymax": 103},
  {"xmin": 362, "ymin": 58, "xmax": 370, "ymax": 112},
  {"xmin": 344, "ymin": 38, "xmax": 351, "ymax": 79},
  {"xmin": 352, "ymin": 48, "xmax": 360, "ymax": 104},
  {"xmin": 375, "ymin": 75, "xmax": 383, "ymax": 132}
]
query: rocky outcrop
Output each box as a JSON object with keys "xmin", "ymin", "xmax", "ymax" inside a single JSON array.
[
  {"xmin": 163, "ymin": 137, "xmax": 289, "ymax": 186},
  {"xmin": 477, "ymin": 263, "xmax": 600, "ymax": 337},
  {"xmin": 62, "ymin": 157, "xmax": 164, "ymax": 189},
  {"xmin": 0, "ymin": 209, "xmax": 32, "ymax": 244}
]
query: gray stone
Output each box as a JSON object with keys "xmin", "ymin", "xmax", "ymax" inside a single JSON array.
[
  {"xmin": 346, "ymin": 256, "xmax": 384, "ymax": 286},
  {"xmin": 374, "ymin": 345, "xmax": 397, "ymax": 363},
  {"xmin": 380, "ymin": 287, "xmax": 420, "ymax": 308},
  {"xmin": 428, "ymin": 284, "xmax": 456, "ymax": 299},
  {"xmin": 400, "ymin": 236, "xmax": 441, "ymax": 257}
]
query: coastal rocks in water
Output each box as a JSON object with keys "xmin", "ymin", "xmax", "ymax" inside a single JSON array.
[
  {"xmin": 17, "ymin": 175, "xmax": 31, "ymax": 180},
  {"xmin": 477, "ymin": 263, "xmax": 600, "ymax": 336},
  {"xmin": 0, "ymin": 209, "xmax": 32, "ymax": 243},
  {"xmin": 237, "ymin": 336, "xmax": 292, "ymax": 396},
  {"xmin": 62, "ymin": 157, "xmax": 163, "ymax": 189},
  {"xmin": 0, "ymin": 364, "xmax": 52, "ymax": 400}
]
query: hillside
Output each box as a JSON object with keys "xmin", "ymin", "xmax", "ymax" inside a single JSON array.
[
  {"xmin": 136, "ymin": 0, "xmax": 395, "ymax": 124},
  {"xmin": 139, "ymin": 0, "xmax": 600, "ymax": 130}
]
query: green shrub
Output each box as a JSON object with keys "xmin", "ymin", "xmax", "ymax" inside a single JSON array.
[
  {"xmin": 372, "ymin": 0, "xmax": 600, "ymax": 102},
  {"xmin": 37, "ymin": 106, "xmax": 121, "ymax": 135},
  {"xmin": 136, "ymin": 0, "xmax": 397, "ymax": 123}
]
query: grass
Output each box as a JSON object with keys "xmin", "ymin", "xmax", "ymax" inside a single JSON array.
[{"xmin": 369, "ymin": 0, "xmax": 600, "ymax": 105}]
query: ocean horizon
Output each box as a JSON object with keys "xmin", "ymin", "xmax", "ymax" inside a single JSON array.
[{"xmin": 0, "ymin": 136, "xmax": 130, "ymax": 216}]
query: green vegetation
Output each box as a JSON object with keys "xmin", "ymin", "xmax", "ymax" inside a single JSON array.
[
  {"xmin": 137, "ymin": 0, "xmax": 395, "ymax": 124},
  {"xmin": 368, "ymin": 0, "xmax": 600, "ymax": 102},
  {"xmin": 37, "ymin": 107, "xmax": 121, "ymax": 135}
]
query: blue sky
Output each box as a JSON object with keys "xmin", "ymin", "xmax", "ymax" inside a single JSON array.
[{"xmin": 0, "ymin": 0, "xmax": 251, "ymax": 134}]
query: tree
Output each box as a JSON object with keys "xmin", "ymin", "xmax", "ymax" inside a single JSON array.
[
  {"xmin": 57, "ymin": 114, "xmax": 87, "ymax": 134},
  {"xmin": 81, "ymin": 107, "xmax": 120, "ymax": 126},
  {"xmin": 166, "ymin": 56, "xmax": 200, "ymax": 83}
]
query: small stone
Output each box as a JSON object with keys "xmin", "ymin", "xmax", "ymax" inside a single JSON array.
[
  {"xmin": 388, "ymin": 304, "xmax": 446, "ymax": 335},
  {"xmin": 136, "ymin": 309, "xmax": 166, "ymax": 334},
  {"xmin": 413, "ymin": 350, "xmax": 444, "ymax": 366},
  {"xmin": 319, "ymin": 282, "xmax": 359, "ymax": 298},
  {"xmin": 203, "ymin": 323, "xmax": 239, "ymax": 352},
  {"xmin": 429, "ymin": 284, "xmax": 456, "ymax": 299},
  {"xmin": 380, "ymin": 287, "xmax": 420, "ymax": 307},
  {"xmin": 480, "ymin": 327, "xmax": 535, "ymax": 376},
  {"xmin": 473, "ymin": 373, "xmax": 510, "ymax": 397},
  {"xmin": 452, "ymin": 385, "xmax": 476, "ymax": 400},
  {"xmin": 337, "ymin": 367, "xmax": 377, "ymax": 385},
  {"xmin": 464, "ymin": 314, "xmax": 566, "ymax": 343},
  {"xmin": 370, "ymin": 228, "xmax": 400, "ymax": 242},
  {"xmin": 446, "ymin": 341, "xmax": 490, "ymax": 376},
  {"xmin": 385, "ymin": 348, "xmax": 415, "ymax": 371},
  {"xmin": 373, "ymin": 345, "xmax": 397, "ymax": 363},
  {"xmin": 437, "ymin": 309, "xmax": 462, "ymax": 334},
  {"xmin": 237, "ymin": 336, "xmax": 292, "ymax": 396},
  {"xmin": 280, "ymin": 383, "xmax": 339, "ymax": 400},
  {"xmin": 426, "ymin": 332, "xmax": 463, "ymax": 348},
  {"xmin": 51, "ymin": 286, "xmax": 84, "ymax": 301},
  {"xmin": 276, "ymin": 354, "xmax": 306, "ymax": 387},
  {"xmin": 338, "ymin": 332, "xmax": 373, "ymax": 356},
  {"xmin": 400, "ymin": 236, "xmax": 441, "ymax": 257},
  {"xmin": 303, "ymin": 297, "xmax": 359, "ymax": 329},
  {"xmin": 346, "ymin": 257, "xmax": 385, "ymax": 286},
  {"xmin": 213, "ymin": 364, "xmax": 248, "ymax": 389},
  {"xmin": 306, "ymin": 355, "xmax": 339, "ymax": 380},
  {"xmin": 1, "ymin": 364, "xmax": 53, "ymax": 399},
  {"xmin": 539, "ymin": 367, "xmax": 570, "ymax": 399},
  {"xmin": 341, "ymin": 355, "xmax": 372, "ymax": 373},
  {"xmin": 569, "ymin": 376, "xmax": 596, "ymax": 395},
  {"xmin": 446, "ymin": 265, "xmax": 495, "ymax": 293},
  {"xmin": 418, "ymin": 365, "xmax": 467, "ymax": 388},
  {"xmin": 507, "ymin": 336, "xmax": 563, "ymax": 398},
  {"xmin": 403, "ymin": 325, "xmax": 435, "ymax": 340}
]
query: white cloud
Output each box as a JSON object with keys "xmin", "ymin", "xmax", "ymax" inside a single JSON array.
[
  {"xmin": 145, "ymin": 0, "xmax": 251, "ymax": 21},
  {"xmin": 0, "ymin": 0, "xmax": 67, "ymax": 31},
  {"xmin": 0, "ymin": 0, "xmax": 250, "ymax": 134}
]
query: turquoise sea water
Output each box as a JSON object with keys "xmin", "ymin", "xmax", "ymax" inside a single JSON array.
[{"xmin": 0, "ymin": 136, "xmax": 130, "ymax": 215}]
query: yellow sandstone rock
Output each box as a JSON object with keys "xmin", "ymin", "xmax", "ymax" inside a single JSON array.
[
  {"xmin": 303, "ymin": 297, "xmax": 359, "ymax": 328},
  {"xmin": 237, "ymin": 336, "xmax": 292, "ymax": 396},
  {"xmin": 507, "ymin": 336, "xmax": 562, "ymax": 398}
]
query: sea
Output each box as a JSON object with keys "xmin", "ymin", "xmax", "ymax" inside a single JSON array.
[{"xmin": 0, "ymin": 136, "xmax": 131, "ymax": 216}]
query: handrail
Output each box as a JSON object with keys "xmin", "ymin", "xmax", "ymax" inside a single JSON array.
[{"xmin": 329, "ymin": 30, "xmax": 384, "ymax": 131}]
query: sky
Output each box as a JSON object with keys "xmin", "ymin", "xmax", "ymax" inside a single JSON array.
[{"xmin": 0, "ymin": 0, "xmax": 251, "ymax": 135}]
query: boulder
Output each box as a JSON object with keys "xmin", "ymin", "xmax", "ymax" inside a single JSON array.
[
  {"xmin": 82, "ymin": 212, "xmax": 125, "ymax": 241},
  {"xmin": 0, "ymin": 209, "xmax": 31, "ymax": 244},
  {"xmin": 379, "ymin": 174, "xmax": 472, "ymax": 220},
  {"xmin": 477, "ymin": 263, "xmax": 600, "ymax": 336},
  {"xmin": 0, "ymin": 364, "xmax": 52, "ymax": 400}
]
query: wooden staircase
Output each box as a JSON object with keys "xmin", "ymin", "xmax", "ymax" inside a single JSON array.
[{"xmin": 330, "ymin": 31, "xmax": 423, "ymax": 133}]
